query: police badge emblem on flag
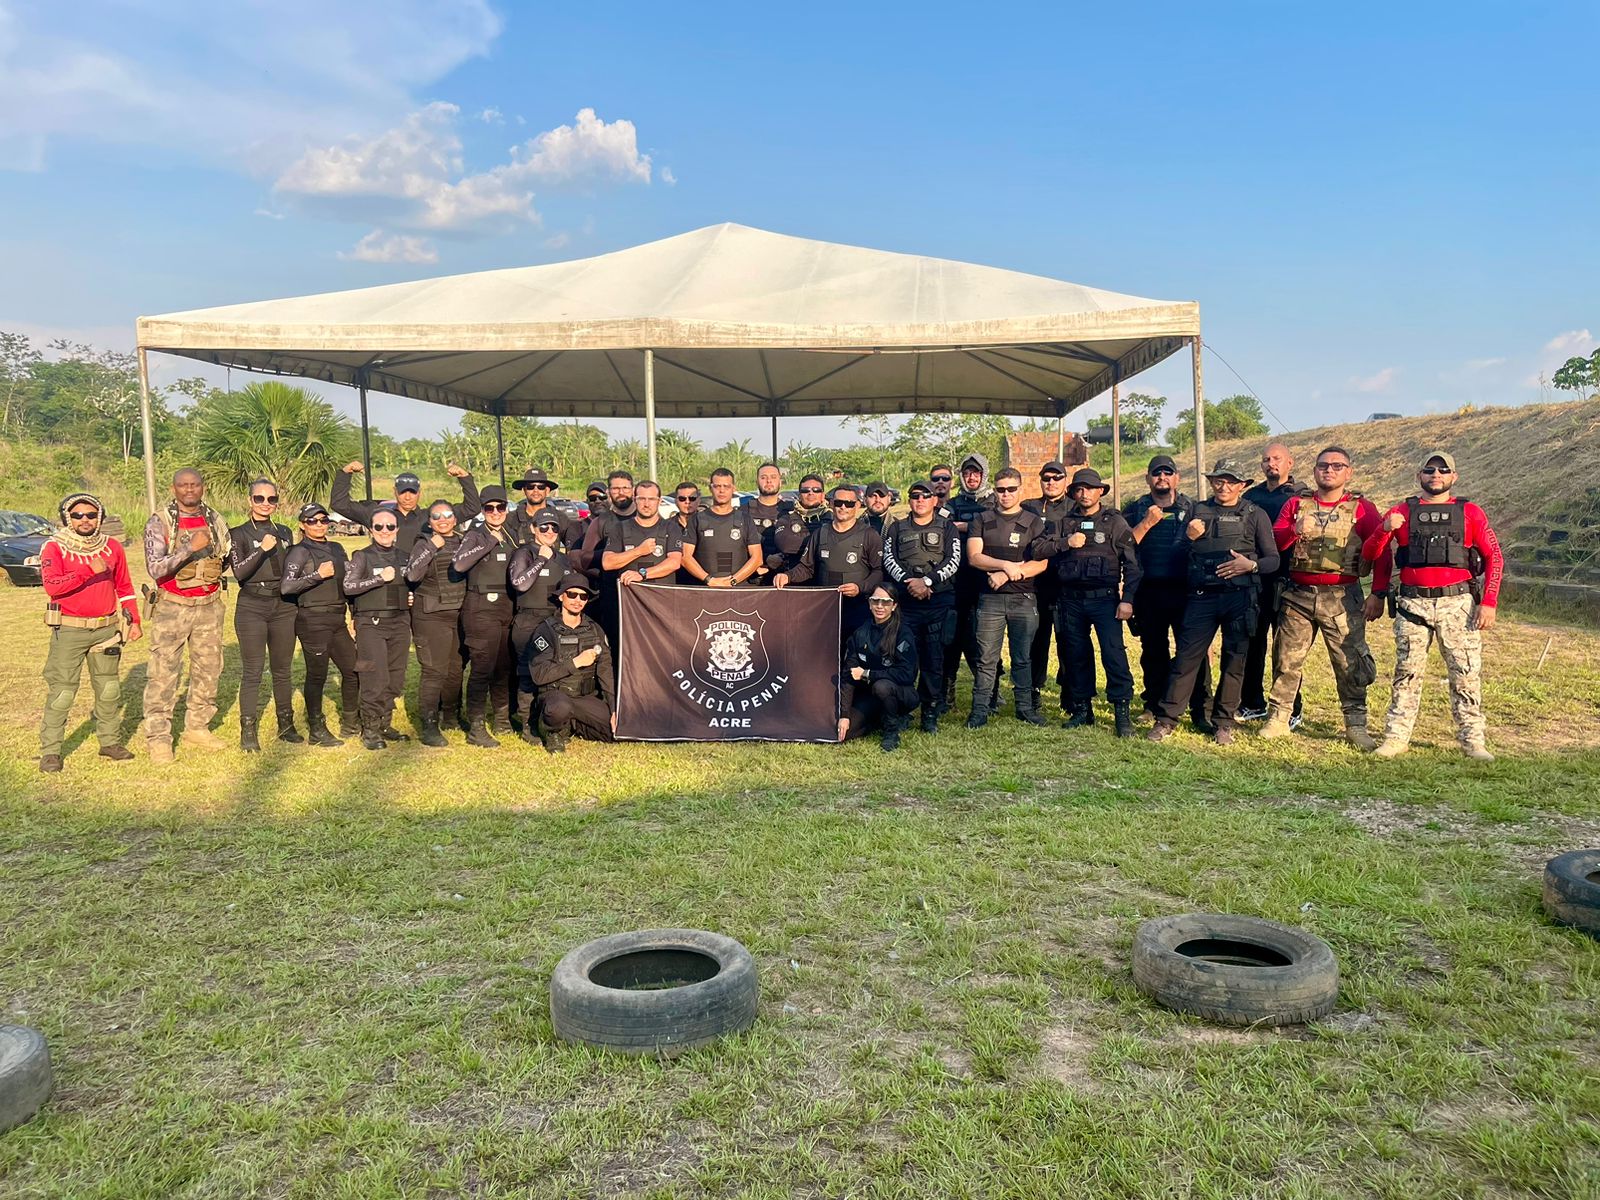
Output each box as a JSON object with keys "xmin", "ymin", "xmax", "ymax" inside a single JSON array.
[{"xmin": 691, "ymin": 608, "xmax": 770, "ymax": 696}]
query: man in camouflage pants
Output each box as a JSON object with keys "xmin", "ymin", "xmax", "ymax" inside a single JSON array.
[
  {"xmin": 1361, "ymin": 451, "xmax": 1504, "ymax": 761},
  {"xmin": 143, "ymin": 468, "xmax": 231, "ymax": 763}
]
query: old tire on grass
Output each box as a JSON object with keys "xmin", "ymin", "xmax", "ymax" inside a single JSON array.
[
  {"xmin": 1132, "ymin": 913, "xmax": 1339, "ymax": 1026},
  {"xmin": 0, "ymin": 1025, "xmax": 53, "ymax": 1133},
  {"xmin": 1543, "ymin": 850, "xmax": 1600, "ymax": 937},
  {"xmin": 550, "ymin": 928, "xmax": 758, "ymax": 1056}
]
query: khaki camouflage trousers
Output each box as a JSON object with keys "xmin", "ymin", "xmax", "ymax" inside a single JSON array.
[
  {"xmin": 1382, "ymin": 592, "xmax": 1485, "ymax": 747},
  {"xmin": 40, "ymin": 623, "xmax": 124, "ymax": 756},
  {"xmin": 1269, "ymin": 583, "xmax": 1378, "ymax": 725},
  {"xmin": 143, "ymin": 595, "xmax": 225, "ymax": 742}
]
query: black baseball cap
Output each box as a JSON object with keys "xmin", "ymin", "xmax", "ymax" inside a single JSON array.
[
  {"xmin": 478, "ymin": 485, "xmax": 509, "ymax": 505},
  {"xmin": 394, "ymin": 472, "xmax": 421, "ymax": 494},
  {"xmin": 298, "ymin": 502, "xmax": 328, "ymax": 521},
  {"xmin": 1040, "ymin": 460, "xmax": 1067, "ymax": 475},
  {"xmin": 533, "ymin": 509, "xmax": 562, "ymax": 529},
  {"xmin": 1147, "ymin": 454, "xmax": 1178, "ymax": 474},
  {"xmin": 907, "ymin": 480, "xmax": 935, "ymax": 497},
  {"xmin": 558, "ymin": 571, "xmax": 594, "ymax": 595},
  {"xmin": 865, "ymin": 481, "xmax": 890, "ymax": 497}
]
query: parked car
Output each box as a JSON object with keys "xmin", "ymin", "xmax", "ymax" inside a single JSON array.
[
  {"xmin": 0, "ymin": 511, "xmax": 56, "ymax": 586},
  {"xmin": 1366, "ymin": 412, "xmax": 1402, "ymax": 422}
]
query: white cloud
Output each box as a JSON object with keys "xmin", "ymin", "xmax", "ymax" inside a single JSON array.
[
  {"xmin": 1544, "ymin": 329, "xmax": 1593, "ymax": 355},
  {"xmin": 661, "ymin": 166, "xmax": 677, "ymax": 186},
  {"xmin": 1464, "ymin": 356, "xmax": 1505, "ymax": 370},
  {"xmin": 543, "ymin": 232, "xmax": 571, "ymax": 250},
  {"xmin": 1349, "ymin": 367, "xmax": 1397, "ymax": 393},
  {"xmin": 253, "ymin": 207, "xmax": 286, "ymax": 220},
  {"xmin": 477, "ymin": 106, "xmax": 503, "ymax": 124},
  {"xmin": 0, "ymin": 1, "xmax": 501, "ymax": 175},
  {"xmin": 339, "ymin": 230, "xmax": 439, "ymax": 264},
  {"xmin": 274, "ymin": 105, "xmax": 652, "ymax": 235}
]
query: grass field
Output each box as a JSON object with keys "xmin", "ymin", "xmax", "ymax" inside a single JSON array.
[{"xmin": 2, "ymin": 580, "xmax": 1599, "ymax": 1198}]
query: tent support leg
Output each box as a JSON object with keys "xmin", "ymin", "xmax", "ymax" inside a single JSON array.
[
  {"xmin": 137, "ymin": 348, "xmax": 157, "ymax": 514},
  {"xmin": 1191, "ymin": 335, "xmax": 1206, "ymax": 483},
  {"xmin": 358, "ymin": 376, "xmax": 373, "ymax": 502},
  {"xmin": 1056, "ymin": 414, "xmax": 1065, "ymax": 464},
  {"xmin": 644, "ymin": 349, "xmax": 658, "ymax": 482},
  {"xmin": 495, "ymin": 411, "xmax": 507, "ymax": 491},
  {"xmin": 1110, "ymin": 371, "xmax": 1122, "ymax": 510},
  {"xmin": 771, "ymin": 411, "xmax": 779, "ymax": 463}
]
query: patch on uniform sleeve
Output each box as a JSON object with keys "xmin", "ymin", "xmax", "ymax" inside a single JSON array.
[{"xmin": 534, "ymin": 636, "xmax": 550, "ymax": 652}]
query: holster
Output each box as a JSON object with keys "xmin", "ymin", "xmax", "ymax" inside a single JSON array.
[
  {"xmin": 142, "ymin": 583, "xmax": 160, "ymax": 618},
  {"xmin": 44, "ymin": 602, "xmax": 63, "ymax": 628}
]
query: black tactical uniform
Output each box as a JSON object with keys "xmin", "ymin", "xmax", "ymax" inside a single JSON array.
[
  {"xmin": 1123, "ymin": 490, "xmax": 1211, "ymax": 723},
  {"xmin": 881, "ymin": 511, "xmax": 961, "ymax": 726},
  {"xmin": 966, "ymin": 504, "xmax": 1049, "ymax": 723},
  {"xmin": 763, "ymin": 503, "xmax": 828, "ymax": 579},
  {"xmin": 528, "ymin": 607, "xmax": 616, "ymax": 751},
  {"xmin": 510, "ymin": 540, "xmax": 573, "ymax": 732},
  {"xmin": 331, "ymin": 470, "xmax": 480, "ymax": 543},
  {"xmin": 229, "ymin": 516, "xmax": 298, "ymax": 747},
  {"xmin": 842, "ymin": 615, "xmax": 920, "ymax": 750},
  {"xmin": 344, "ymin": 540, "xmax": 412, "ymax": 747},
  {"xmin": 281, "ymin": 535, "xmax": 358, "ymax": 744},
  {"xmin": 453, "ymin": 520, "xmax": 520, "ymax": 743},
  {"xmin": 781, "ymin": 521, "xmax": 884, "ymax": 643},
  {"xmin": 598, "ymin": 512, "xmax": 684, "ymax": 641},
  {"xmin": 1241, "ymin": 475, "xmax": 1307, "ymax": 718},
  {"xmin": 745, "ymin": 494, "xmax": 794, "ymax": 584},
  {"xmin": 406, "ymin": 528, "xmax": 467, "ymax": 746},
  {"xmin": 1043, "ymin": 496, "xmax": 1142, "ymax": 732},
  {"xmin": 1023, "ymin": 491, "xmax": 1074, "ymax": 711},
  {"xmin": 1156, "ymin": 499, "xmax": 1279, "ymax": 732},
  {"xmin": 941, "ymin": 457, "xmax": 997, "ymax": 710},
  {"xmin": 684, "ymin": 506, "xmax": 761, "ymax": 585}
]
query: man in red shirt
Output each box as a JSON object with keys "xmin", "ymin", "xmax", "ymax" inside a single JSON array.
[
  {"xmin": 38, "ymin": 493, "xmax": 143, "ymax": 772},
  {"xmin": 1362, "ymin": 450, "xmax": 1503, "ymax": 760},
  {"xmin": 1259, "ymin": 446, "xmax": 1389, "ymax": 749},
  {"xmin": 142, "ymin": 468, "xmax": 231, "ymax": 763}
]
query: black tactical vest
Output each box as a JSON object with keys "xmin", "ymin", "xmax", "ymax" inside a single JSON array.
[
  {"xmin": 294, "ymin": 541, "xmax": 346, "ymax": 609},
  {"xmin": 232, "ymin": 520, "xmax": 289, "ymax": 594},
  {"xmin": 351, "ymin": 545, "xmax": 410, "ymax": 613},
  {"xmin": 515, "ymin": 555, "xmax": 564, "ymax": 614},
  {"xmin": 1400, "ymin": 498, "xmax": 1472, "ymax": 569},
  {"xmin": 467, "ymin": 530, "xmax": 514, "ymax": 594},
  {"xmin": 816, "ymin": 522, "xmax": 874, "ymax": 588},
  {"xmin": 415, "ymin": 533, "xmax": 466, "ymax": 613},
  {"xmin": 744, "ymin": 496, "xmax": 792, "ymax": 535},
  {"xmin": 888, "ymin": 517, "xmax": 956, "ymax": 592},
  {"xmin": 1126, "ymin": 495, "xmax": 1195, "ymax": 579},
  {"xmin": 616, "ymin": 516, "xmax": 675, "ymax": 569},
  {"xmin": 544, "ymin": 617, "xmax": 606, "ymax": 697},
  {"xmin": 692, "ymin": 508, "xmax": 752, "ymax": 576},
  {"xmin": 1055, "ymin": 509, "xmax": 1122, "ymax": 586},
  {"xmin": 1187, "ymin": 501, "xmax": 1258, "ymax": 589}
]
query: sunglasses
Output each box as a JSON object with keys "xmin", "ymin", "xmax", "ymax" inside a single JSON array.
[
  {"xmin": 1040, "ymin": 473, "xmax": 1065, "ymax": 482},
  {"xmin": 483, "ymin": 502, "xmax": 508, "ymax": 511},
  {"xmin": 371, "ymin": 523, "xmax": 398, "ymax": 532},
  {"xmin": 799, "ymin": 486, "xmax": 823, "ymax": 494},
  {"xmin": 68, "ymin": 510, "xmax": 100, "ymax": 520},
  {"xmin": 676, "ymin": 496, "xmax": 699, "ymax": 504},
  {"xmin": 251, "ymin": 494, "xmax": 279, "ymax": 504},
  {"xmin": 930, "ymin": 474, "xmax": 952, "ymax": 483},
  {"xmin": 303, "ymin": 516, "xmax": 329, "ymax": 525},
  {"xmin": 431, "ymin": 512, "xmax": 457, "ymax": 521},
  {"xmin": 867, "ymin": 597, "xmax": 895, "ymax": 607},
  {"xmin": 523, "ymin": 482, "xmax": 549, "ymax": 490},
  {"xmin": 1150, "ymin": 467, "xmax": 1177, "ymax": 477},
  {"xmin": 562, "ymin": 589, "xmax": 591, "ymax": 600},
  {"xmin": 909, "ymin": 492, "xmax": 932, "ymax": 500},
  {"xmin": 832, "ymin": 499, "xmax": 859, "ymax": 509},
  {"xmin": 1421, "ymin": 466, "xmax": 1453, "ymax": 475},
  {"xmin": 1315, "ymin": 462, "xmax": 1351, "ymax": 471},
  {"xmin": 994, "ymin": 485, "xmax": 1020, "ymax": 493}
]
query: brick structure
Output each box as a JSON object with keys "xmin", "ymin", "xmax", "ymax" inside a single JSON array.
[{"xmin": 1004, "ymin": 431, "xmax": 1088, "ymax": 500}]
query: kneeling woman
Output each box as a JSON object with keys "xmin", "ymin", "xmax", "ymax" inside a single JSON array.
[{"xmin": 839, "ymin": 585, "xmax": 920, "ymax": 751}]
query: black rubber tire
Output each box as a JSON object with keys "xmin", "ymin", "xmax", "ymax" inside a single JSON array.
[
  {"xmin": 1543, "ymin": 850, "xmax": 1600, "ymax": 937},
  {"xmin": 550, "ymin": 928, "xmax": 758, "ymax": 1056},
  {"xmin": 1132, "ymin": 913, "xmax": 1339, "ymax": 1026},
  {"xmin": 0, "ymin": 1025, "xmax": 53, "ymax": 1134}
]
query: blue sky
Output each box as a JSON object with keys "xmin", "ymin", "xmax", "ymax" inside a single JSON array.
[{"xmin": 2, "ymin": 0, "xmax": 1595, "ymax": 449}]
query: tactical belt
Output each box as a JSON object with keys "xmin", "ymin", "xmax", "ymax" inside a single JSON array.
[
  {"xmin": 160, "ymin": 588, "xmax": 221, "ymax": 606},
  {"xmin": 59, "ymin": 613, "xmax": 117, "ymax": 630},
  {"xmin": 1289, "ymin": 580, "xmax": 1356, "ymax": 591},
  {"xmin": 1399, "ymin": 583, "xmax": 1471, "ymax": 599},
  {"xmin": 1062, "ymin": 586, "xmax": 1118, "ymax": 599},
  {"xmin": 242, "ymin": 579, "xmax": 283, "ymax": 595},
  {"xmin": 362, "ymin": 609, "xmax": 407, "ymax": 618},
  {"xmin": 298, "ymin": 603, "xmax": 346, "ymax": 612}
]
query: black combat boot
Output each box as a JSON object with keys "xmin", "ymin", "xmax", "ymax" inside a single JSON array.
[
  {"xmin": 1016, "ymin": 706, "xmax": 1046, "ymax": 726},
  {"xmin": 466, "ymin": 720, "xmax": 499, "ymax": 748},
  {"xmin": 1113, "ymin": 700, "xmax": 1134, "ymax": 739},
  {"xmin": 360, "ymin": 718, "xmax": 386, "ymax": 751},
  {"xmin": 380, "ymin": 724, "xmax": 410, "ymax": 742},
  {"xmin": 418, "ymin": 713, "xmax": 448, "ymax": 748},
  {"xmin": 339, "ymin": 712, "xmax": 360, "ymax": 739},
  {"xmin": 920, "ymin": 707, "xmax": 939, "ymax": 734},
  {"xmin": 537, "ymin": 717, "xmax": 568, "ymax": 754},
  {"xmin": 240, "ymin": 717, "xmax": 261, "ymax": 753},
  {"xmin": 880, "ymin": 715, "xmax": 903, "ymax": 752},
  {"xmin": 1062, "ymin": 702, "xmax": 1095, "ymax": 729},
  {"xmin": 276, "ymin": 712, "xmax": 304, "ymax": 744},
  {"xmin": 1190, "ymin": 698, "xmax": 1216, "ymax": 735},
  {"xmin": 307, "ymin": 718, "xmax": 343, "ymax": 748}
]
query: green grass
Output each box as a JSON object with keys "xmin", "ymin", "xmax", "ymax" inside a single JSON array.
[{"xmin": 2, "ymin": 582, "xmax": 1599, "ymax": 1198}]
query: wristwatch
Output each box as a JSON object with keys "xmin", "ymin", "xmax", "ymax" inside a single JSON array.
[{"xmin": 922, "ymin": 576, "xmax": 933, "ymax": 588}]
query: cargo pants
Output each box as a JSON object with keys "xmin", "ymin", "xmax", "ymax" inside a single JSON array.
[
  {"xmin": 143, "ymin": 595, "xmax": 225, "ymax": 743},
  {"xmin": 1268, "ymin": 583, "xmax": 1378, "ymax": 729},
  {"xmin": 40, "ymin": 624, "xmax": 123, "ymax": 756},
  {"xmin": 1381, "ymin": 592, "xmax": 1486, "ymax": 748}
]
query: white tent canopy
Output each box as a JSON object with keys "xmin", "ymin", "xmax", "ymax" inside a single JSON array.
[{"xmin": 134, "ymin": 223, "xmax": 1207, "ymax": 507}]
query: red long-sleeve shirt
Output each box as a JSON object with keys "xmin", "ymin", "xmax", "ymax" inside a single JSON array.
[
  {"xmin": 1362, "ymin": 498, "xmax": 1503, "ymax": 608},
  {"xmin": 41, "ymin": 538, "xmax": 141, "ymax": 624},
  {"xmin": 1273, "ymin": 493, "xmax": 1391, "ymax": 590}
]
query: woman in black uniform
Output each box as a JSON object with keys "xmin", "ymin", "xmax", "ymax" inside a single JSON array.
[
  {"xmin": 229, "ymin": 478, "xmax": 299, "ymax": 751},
  {"xmin": 280, "ymin": 502, "xmax": 359, "ymax": 747},
  {"xmin": 839, "ymin": 584, "xmax": 920, "ymax": 752}
]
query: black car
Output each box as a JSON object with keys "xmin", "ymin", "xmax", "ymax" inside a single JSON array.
[{"xmin": 0, "ymin": 511, "xmax": 54, "ymax": 586}]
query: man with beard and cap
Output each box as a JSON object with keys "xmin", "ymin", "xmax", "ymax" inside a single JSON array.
[
  {"xmin": 1363, "ymin": 451, "xmax": 1503, "ymax": 761},
  {"xmin": 1124, "ymin": 454, "xmax": 1213, "ymax": 730},
  {"xmin": 599, "ymin": 480, "xmax": 684, "ymax": 655},
  {"xmin": 863, "ymin": 483, "xmax": 895, "ymax": 536},
  {"xmin": 1042, "ymin": 468, "xmax": 1142, "ymax": 737},
  {"xmin": 509, "ymin": 510, "xmax": 574, "ymax": 742},
  {"xmin": 229, "ymin": 478, "xmax": 299, "ymax": 751},
  {"xmin": 453, "ymin": 484, "xmax": 519, "ymax": 747},
  {"xmin": 942, "ymin": 452, "xmax": 999, "ymax": 714},
  {"xmin": 142, "ymin": 467, "xmax": 231, "ymax": 763},
  {"xmin": 683, "ymin": 468, "xmax": 763, "ymax": 588},
  {"xmin": 507, "ymin": 468, "xmax": 568, "ymax": 544},
  {"xmin": 774, "ymin": 484, "xmax": 884, "ymax": 644},
  {"xmin": 1239, "ymin": 442, "xmax": 1307, "ymax": 723},
  {"xmin": 406, "ymin": 499, "xmax": 468, "ymax": 747},
  {"xmin": 343, "ymin": 504, "xmax": 413, "ymax": 750},
  {"xmin": 333, "ymin": 460, "xmax": 480, "ymax": 545},
  {"xmin": 1023, "ymin": 460, "xmax": 1074, "ymax": 715},
  {"xmin": 881, "ymin": 479, "xmax": 962, "ymax": 732},
  {"xmin": 281, "ymin": 502, "xmax": 359, "ymax": 747},
  {"xmin": 527, "ymin": 572, "xmax": 617, "ymax": 753},
  {"xmin": 964, "ymin": 466, "xmax": 1052, "ymax": 727},
  {"xmin": 762, "ymin": 472, "xmax": 830, "ymax": 581},
  {"xmin": 1259, "ymin": 445, "xmax": 1389, "ymax": 750},
  {"xmin": 38, "ymin": 492, "xmax": 141, "ymax": 772},
  {"xmin": 1148, "ymin": 459, "xmax": 1279, "ymax": 746}
]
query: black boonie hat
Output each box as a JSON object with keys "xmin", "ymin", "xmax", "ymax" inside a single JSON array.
[{"xmin": 514, "ymin": 467, "xmax": 556, "ymax": 489}]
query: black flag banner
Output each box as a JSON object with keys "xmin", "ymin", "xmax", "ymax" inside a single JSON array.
[{"xmin": 616, "ymin": 584, "xmax": 841, "ymax": 742}]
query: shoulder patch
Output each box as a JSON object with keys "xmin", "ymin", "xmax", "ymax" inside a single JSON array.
[{"xmin": 534, "ymin": 635, "xmax": 550, "ymax": 652}]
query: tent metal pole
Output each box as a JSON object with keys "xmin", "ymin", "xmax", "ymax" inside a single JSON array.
[
  {"xmin": 1056, "ymin": 414, "xmax": 1065, "ymax": 463},
  {"xmin": 495, "ymin": 410, "xmax": 507, "ymax": 491},
  {"xmin": 1110, "ymin": 371, "xmax": 1122, "ymax": 510},
  {"xmin": 771, "ymin": 410, "xmax": 779, "ymax": 463},
  {"xmin": 1191, "ymin": 335, "xmax": 1206, "ymax": 483},
  {"xmin": 358, "ymin": 374, "xmax": 373, "ymax": 502},
  {"xmin": 644, "ymin": 349, "xmax": 659, "ymax": 482},
  {"xmin": 136, "ymin": 348, "xmax": 157, "ymax": 515}
]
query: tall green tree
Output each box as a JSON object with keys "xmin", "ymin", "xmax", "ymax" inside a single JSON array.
[
  {"xmin": 1552, "ymin": 349, "xmax": 1600, "ymax": 399},
  {"xmin": 187, "ymin": 381, "xmax": 358, "ymax": 507},
  {"xmin": 1166, "ymin": 394, "xmax": 1269, "ymax": 451}
]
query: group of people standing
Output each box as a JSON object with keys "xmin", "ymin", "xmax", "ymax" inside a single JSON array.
[{"xmin": 34, "ymin": 442, "xmax": 1503, "ymax": 769}]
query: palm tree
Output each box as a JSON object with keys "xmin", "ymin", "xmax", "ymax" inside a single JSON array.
[{"xmin": 188, "ymin": 382, "xmax": 358, "ymax": 508}]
